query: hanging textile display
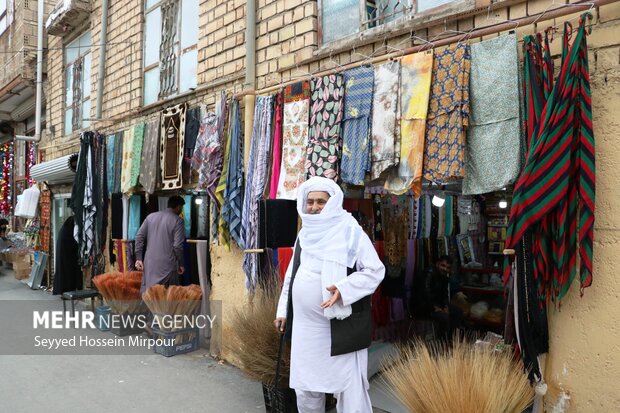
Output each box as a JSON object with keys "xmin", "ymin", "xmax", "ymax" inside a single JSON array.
[
  {"xmin": 119, "ymin": 127, "xmax": 135, "ymax": 193},
  {"xmin": 113, "ymin": 131, "xmax": 124, "ymax": 193},
  {"xmin": 216, "ymin": 98, "xmax": 244, "ymax": 250},
  {"xmin": 106, "ymin": 134, "xmax": 116, "ymax": 194},
  {"xmin": 276, "ymin": 81, "xmax": 310, "ymax": 199},
  {"xmin": 184, "ymin": 106, "xmax": 201, "ymax": 158},
  {"xmin": 371, "ymin": 61, "xmax": 401, "ymax": 180},
  {"xmin": 464, "ymin": 34, "xmax": 523, "ymax": 195},
  {"xmin": 70, "ymin": 133, "xmax": 96, "ymax": 266},
  {"xmin": 0, "ymin": 142, "xmax": 13, "ymax": 215},
  {"xmin": 242, "ymin": 96, "xmax": 274, "ymax": 291},
  {"xmin": 160, "ymin": 103, "xmax": 187, "ymax": 190},
  {"xmin": 129, "ymin": 123, "xmax": 145, "ymax": 189},
  {"xmin": 505, "ymin": 14, "xmax": 595, "ymax": 302},
  {"xmin": 139, "ymin": 119, "xmax": 161, "ymax": 194},
  {"xmin": 110, "ymin": 193, "xmax": 123, "ymax": 240},
  {"xmin": 268, "ymin": 92, "xmax": 284, "ymax": 198},
  {"xmin": 424, "ymin": 43, "xmax": 470, "ymax": 184},
  {"xmin": 183, "ymin": 194, "xmax": 192, "ymax": 238},
  {"xmin": 39, "ymin": 189, "xmax": 52, "ymax": 254},
  {"xmin": 305, "ymin": 74, "xmax": 345, "ymax": 180},
  {"xmin": 193, "ymin": 93, "xmax": 227, "ymax": 241},
  {"xmin": 385, "ymin": 51, "xmax": 434, "ymax": 196},
  {"xmin": 341, "ymin": 66, "xmax": 374, "ymax": 186},
  {"xmin": 127, "ymin": 195, "xmax": 145, "ymax": 241}
]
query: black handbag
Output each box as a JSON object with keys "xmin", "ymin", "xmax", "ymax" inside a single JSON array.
[{"xmin": 285, "ymin": 241, "xmax": 372, "ymax": 356}]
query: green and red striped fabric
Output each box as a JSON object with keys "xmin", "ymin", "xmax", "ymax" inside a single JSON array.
[{"xmin": 505, "ymin": 13, "xmax": 595, "ymax": 302}]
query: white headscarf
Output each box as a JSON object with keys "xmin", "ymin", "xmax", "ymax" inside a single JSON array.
[{"xmin": 296, "ymin": 177, "xmax": 362, "ymax": 320}]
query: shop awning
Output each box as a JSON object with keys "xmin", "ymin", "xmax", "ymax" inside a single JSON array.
[{"xmin": 31, "ymin": 153, "xmax": 78, "ymax": 184}]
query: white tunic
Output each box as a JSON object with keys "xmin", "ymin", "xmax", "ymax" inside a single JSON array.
[{"xmin": 277, "ymin": 232, "xmax": 385, "ymax": 393}]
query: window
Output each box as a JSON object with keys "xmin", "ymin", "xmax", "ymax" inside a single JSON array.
[
  {"xmin": 0, "ymin": 0, "xmax": 14, "ymax": 35},
  {"xmin": 64, "ymin": 31, "xmax": 91, "ymax": 136},
  {"xmin": 320, "ymin": 0, "xmax": 458, "ymax": 44},
  {"xmin": 144, "ymin": 0, "xmax": 198, "ymax": 106}
]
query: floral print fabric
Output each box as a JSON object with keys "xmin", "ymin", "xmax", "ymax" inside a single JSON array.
[
  {"xmin": 385, "ymin": 51, "xmax": 434, "ymax": 196},
  {"xmin": 424, "ymin": 43, "xmax": 470, "ymax": 184},
  {"xmin": 341, "ymin": 66, "xmax": 374, "ymax": 185},
  {"xmin": 277, "ymin": 81, "xmax": 310, "ymax": 199},
  {"xmin": 371, "ymin": 61, "xmax": 401, "ymax": 180},
  {"xmin": 305, "ymin": 74, "xmax": 345, "ymax": 180},
  {"xmin": 463, "ymin": 34, "xmax": 522, "ymax": 195}
]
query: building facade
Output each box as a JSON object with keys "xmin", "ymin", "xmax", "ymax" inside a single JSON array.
[{"xmin": 39, "ymin": 1, "xmax": 620, "ymax": 411}]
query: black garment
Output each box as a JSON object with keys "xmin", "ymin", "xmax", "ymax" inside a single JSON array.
[
  {"xmin": 53, "ymin": 216, "xmax": 83, "ymax": 295},
  {"xmin": 424, "ymin": 267, "xmax": 449, "ymax": 312}
]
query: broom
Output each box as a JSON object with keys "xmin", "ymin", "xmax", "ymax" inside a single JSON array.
[
  {"xmin": 382, "ymin": 339, "xmax": 534, "ymax": 413},
  {"xmin": 93, "ymin": 272, "xmax": 147, "ymax": 315},
  {"xmin": 143, "ymin": 284, "xmax": 203, "ymax": 332}
]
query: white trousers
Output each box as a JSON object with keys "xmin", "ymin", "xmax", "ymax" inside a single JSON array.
[{"xmin": 294, "ymin": 371, "xmax": 372, "ymax": 413}]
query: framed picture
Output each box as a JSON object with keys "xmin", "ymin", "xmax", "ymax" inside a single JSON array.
[{"xmin": 456, "ymin": 234, "xmax": 477, "ymax": 267}]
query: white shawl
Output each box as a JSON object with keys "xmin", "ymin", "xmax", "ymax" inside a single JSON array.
[{"xmin": 296, "ymin": 177, "xmax": 362, "ymax": 320}]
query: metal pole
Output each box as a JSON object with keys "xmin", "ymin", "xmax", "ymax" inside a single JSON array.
[
  {"xmin": 96, "ymin": 0, "xmax": 110, "ymax": 119},
  {"xmin": 34, "ymin": 0, "xmax": 44, "ymax": 142}
]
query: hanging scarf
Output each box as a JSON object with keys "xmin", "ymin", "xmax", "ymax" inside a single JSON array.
[
  {"xmin": 371, "ymin": 61, "xmax": 401, "ymax": 179},
  {"xmin": 385, "ymin": 51, "xmax": 433, "ymax": 196},
  {"xmin": 505, "ymin": 14, "xmax": 595, "ymax": 301},
  {"xmin": 464, "ymin": 34, "xmax": 523, "ymax": 195},
  {"xmin": 113, "ymin": 131, "xmax": 124, "ymax": 193},
  {"xmin": 306, "ymin": 74, "xmax": 345, "ymax": 180},
  {"xmin": 424, "ymin": 43, "xmax": 470, "ymax": 184},
  {"xmin": 297, "ymin": 177, "xmax": 363, "ymax": 320},
  {"xmin": 160, "ymin": 103, "xmax": 187, "ymax": 190},
  {"xmin": 269, "ymin": 91, "xmax": 284, "ymax": 198},
  {"xmin": 242, "ymin": 95, "xmax": 274, "ymax": 291},
  {"xmin": 106, "ymin": 134, "xmax": 116, "ymax": 194},
  {"xmin": 341, "ymin": 66, "xmax": 374, "ymax": 185},
  {"xmin": 129, "ymin": 123, "xmax": 145, "ymax": 190},
  {"xmin": 120, "ymin": 127, "xmax": 135, "ymax": 193},
  {"xmin": 139, "ymin": 119, "xmax": 161, "ymax": 194},
  {"xmin": 276, "ymin": 81, "xmax": 310, "ymax": 199},
  {"xmin": 217, "ymin": 98, "xmax": 244, "ymax": 249}
]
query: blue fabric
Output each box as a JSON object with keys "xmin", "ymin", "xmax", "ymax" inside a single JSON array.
[
  {"xmin": 183, "ymin": 195, "xmax": 192, "ymax": 238},
  {"xmin": 341, "ymin": 66, "xmax": 374, "ymax": 185},
  {"xmin": 106, "ymin": 134, "xmax": 115, "ymax": 194},
  {"xmin": 127, "ymin": 195, "xmax": 141, "ymax": 240},
  {"xmin": 221, "ymin": 99, "xmax": 244, "ymax": 248}
]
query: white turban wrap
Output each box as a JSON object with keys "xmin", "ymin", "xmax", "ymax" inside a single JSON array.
[{"xmin": 296, "ymin": 177, "xmax": 362, "ymax": 320}]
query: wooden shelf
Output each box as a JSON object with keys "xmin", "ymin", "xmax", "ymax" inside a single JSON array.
[{"xmin": 461, "ymin": 285, "xmax": 505, "ymax": 296}]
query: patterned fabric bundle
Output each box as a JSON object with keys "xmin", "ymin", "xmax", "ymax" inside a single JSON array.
[
  {"xmin": 371, "ymin": 61, "xmax": 401, "ymax": 179},
  {"xmin": 139, "ymin": 119, "xmax": 161, "ymax": 194},
  {"xmin": 113, "ymin": 131, "xmax": 123, "ymax": 193},
  {"xmin": 464, "ymin": 34, "xmax": 522, "ymax": 195},
  {"xmin": 119, "ymin": 127, "xmax": 134, "ymax": 193},
  {"xmin": 242, "ymin": 95, "xmax": 274, "ymax": 291},
  {"xmin": 305, "ymin": 74, "xmax": 345, "ymax": 180},
  {"xmin": 424, "ymin": 43, "xmax": 470, "ymax": 184},
  {"xmin": 276, "ymin": 81, "xmax": 310, "ymax": 199},
  {"xmin": 160, "ymin": 103, "xmax": 187, "ymax": 190},
  {"xmin": 216, "ymin": 98, "xmax": 244, "ymax": 250},
  {"xmin": 341, "ymin": 66, "xmax": 374, "ymax": 185},
  {"xmin": 505, "ymin": 14, "xmax": 595, "ymax": 302},
  {"xmin": 128, "ymin": 123, "xmax": 145, "ymax": 190},
  {"xmin": 269, "ymin": 92, "xmax": 284, "ymax": 198},
  {"xmin": 385, "ymin": 52, "xmax": 433, "ymax": 196},
  {"xmin": 106, "ymin": 134, "xmax": 116, "ymax": 194}
]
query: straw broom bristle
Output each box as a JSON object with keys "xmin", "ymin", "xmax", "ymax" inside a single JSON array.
[
  {"xmin": 224, "ymin": 285, "xmax": 290, "ymax": 385},
  {"xmin": 382, "ymin": 339, "xmax": 534, "ymax": 413}
]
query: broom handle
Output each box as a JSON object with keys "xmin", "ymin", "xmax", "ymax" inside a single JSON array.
[{"xmin": 274, "ymin": 332, "xmax": 286, "ymax": 388}]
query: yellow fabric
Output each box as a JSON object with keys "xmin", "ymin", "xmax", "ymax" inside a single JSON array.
[{"xmin": 120, "ymin": 127, "xmax": 135, "ymax": 194}]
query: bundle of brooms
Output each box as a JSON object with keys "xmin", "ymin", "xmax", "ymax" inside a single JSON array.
[
  {"xmin": 382, "ymin": 339, "xmax": 534, "ymax": 413},
  {"xmin": 92, "ymin": 271, "xmax": 147, "ymax": 315},
  {"xmin": 142, "ymin": 284, "xmax": 202, "ymax": 332},
  {"xmin": 224, "ymin": 285, "xmax": 290, "ymax": 386}
]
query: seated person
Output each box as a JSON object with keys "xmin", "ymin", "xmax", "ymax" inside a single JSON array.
[
  {"xmin": 424, "ymin": 255, "xmax": 465, "ymax": 340},
  {"xmin": 0, "ymin": 218, "xmax": 13, "ymax": 251}
]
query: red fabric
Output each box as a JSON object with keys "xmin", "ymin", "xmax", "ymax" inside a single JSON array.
[{"xmin": 277, "ymin": 247, "xmax": 293, "ymax": 283}]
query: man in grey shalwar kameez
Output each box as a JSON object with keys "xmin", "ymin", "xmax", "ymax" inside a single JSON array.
[
  {"xmin": 135, "ymin": 196, "xmax": 185, "ymax": 294},
  {"xmin": 275, "ymin": 177, "xmax": 385, "ymax": 413}
]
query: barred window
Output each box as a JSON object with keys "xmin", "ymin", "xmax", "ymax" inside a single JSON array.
[
  {"xmin": 143, "ymin": 0, "xmax": 198, "ymax": 106},
  {"xmin": 64, "ymin": 31, "xmax": 91, "ymax": 136},
  {"xmin": 320, "ymin": 0, "xmax": 458, "ymax": 44}
]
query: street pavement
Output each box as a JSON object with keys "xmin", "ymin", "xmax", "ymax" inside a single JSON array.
[{"xmin": 0, "ymin": 268, "xmax": 398, "ymax": 413}]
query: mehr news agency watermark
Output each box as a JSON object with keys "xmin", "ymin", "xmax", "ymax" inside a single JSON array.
[{"xmin": 32, "ymin": 310, "xmax": 217, "ymax": 351}]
